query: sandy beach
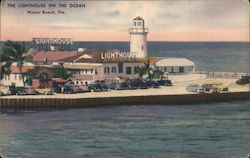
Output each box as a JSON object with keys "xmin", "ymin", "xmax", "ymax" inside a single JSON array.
[{"xmin": 1, "ymin": 78, "xmax": 249, "ymax": 99}]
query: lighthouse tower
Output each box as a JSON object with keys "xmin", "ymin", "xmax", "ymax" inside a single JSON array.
[{"xmin": 129, "ymin": 16, "xmax": 148, "ymax": 58}]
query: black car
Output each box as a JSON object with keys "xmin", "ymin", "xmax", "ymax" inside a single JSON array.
[
  {"xmin": 157, "ymin": 80, "xmax": 172, "ymax": 86},
  {"xmin": 90, "ymin": 83, "xmax": 109, "ymax": 92},
  {"xmin": 145, "ymin": 81, "xmax": 160, "ymax": 88},
  {"xmin": 130, "ymin": 80, "xmax": 148, "ymax": 89},
  {"xmin": 109, "ymin": 82, "xmax": 129, "ymax": 90},
  {"xmin": 9, "ymin": 86, "xmax": 27, "ymax": 95},
  {"xmin": 236, "ymin": 75, "xmax": 250, "ymax": 85}
]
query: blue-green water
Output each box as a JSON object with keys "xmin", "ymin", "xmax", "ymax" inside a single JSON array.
[
  {"xmin": 0, "ymin": 101, "xmax": 249, "ymax": 158},
  {"xmin": 0, "ymin": 42, "xmax": 249, "ymax": 72}
]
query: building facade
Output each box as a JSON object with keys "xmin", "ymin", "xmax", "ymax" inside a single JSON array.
[{"xmin": 60, "ymin": 50, "xmax": 145, "ymax": 84}]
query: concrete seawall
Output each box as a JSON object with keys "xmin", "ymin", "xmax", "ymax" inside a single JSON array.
[{"xmin": 0, "ymin": 91, "xmax": 249, "ymax": 109}]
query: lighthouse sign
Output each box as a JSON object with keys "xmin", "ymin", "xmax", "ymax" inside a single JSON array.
[{"xmin": 101, "ymin": 51, "xmax": 136, "ymax": 59}]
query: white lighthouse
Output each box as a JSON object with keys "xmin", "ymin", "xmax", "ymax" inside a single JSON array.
[{"xmin": 129, "ymin": 16, "xmax": 148, "ymax": 58}]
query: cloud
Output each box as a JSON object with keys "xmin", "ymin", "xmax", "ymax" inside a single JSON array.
[{"xmin": 1, "ymin": 0, "xmax": 249, "ymax": 41}]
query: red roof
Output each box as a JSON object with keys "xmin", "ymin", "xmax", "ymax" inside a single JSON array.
[
  {"xmin": 52, "ymin": 78, "xmax": 67, "ymax": 83},
  {"xmin": 30, "ymin": 51, "xmax": 79, "ymax": 64}
]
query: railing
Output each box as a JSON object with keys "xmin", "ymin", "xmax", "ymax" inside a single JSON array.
[
  {"xmin": 129, "ymin": 28, "xmax": 148, "ymax": 34},
  {"xmin": 195, "ymin": 71, "xmax": 250, "ymax": 79},
  {"xmin": 168, "ymin": 71, "xmax": 250, "ymax": 79},
  {"xmin": 72, "ymin": 74, "xmax": 94, "ymax": 80}
]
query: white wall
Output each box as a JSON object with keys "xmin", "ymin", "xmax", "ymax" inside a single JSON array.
[
  {"xmin": 130, "ymin": 33, "xmax": 147, "ymax": 58},
  {"xmin": 1, "ymin": 74, "xmax": 26, "ymax": 86}
]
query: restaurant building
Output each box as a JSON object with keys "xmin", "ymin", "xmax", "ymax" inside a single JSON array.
[{"xmin": 59, "ymin": 49, "xmax": 144, "ymax": 84}]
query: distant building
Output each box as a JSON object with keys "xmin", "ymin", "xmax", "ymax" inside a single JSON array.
[
  {"xmin": 154, "ymin": 58, "xmax": 195, "ymax": 73},
  {"xmin": 1, "ymin": 62, "xmax": 34, "ymax": 87},
  {"xmin": 129, "ymin": 16, "xmax": 148, "ymax": 58}
]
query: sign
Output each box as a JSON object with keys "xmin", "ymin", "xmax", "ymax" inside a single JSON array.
[
  {"xmin": 32, "ymin": 38, "xmax": 73, "ymax": 45},
  {"xmin": 101, "ymin": 51, "xmax": 136, "ymax": 59}
]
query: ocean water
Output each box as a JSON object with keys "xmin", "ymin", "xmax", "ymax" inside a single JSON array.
[
  {"xmin": 0, "ymin": 41, "xmax": 249, "ymax": 72},
  {"xmin": 0, "ymin": 101, "xmax": 249, "ymax": 158}
]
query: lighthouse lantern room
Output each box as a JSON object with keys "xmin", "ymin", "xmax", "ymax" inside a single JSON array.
[{"xmin": 129, "ymin": 16, "xmax": 148, "ymax": 58}]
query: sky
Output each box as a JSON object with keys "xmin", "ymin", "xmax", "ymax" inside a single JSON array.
[{"xmin": 0, "ymin": 0, "xmax": 249, "ymax": 41}]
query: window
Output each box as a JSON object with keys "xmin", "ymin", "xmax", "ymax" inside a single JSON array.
[
  {"xmin": 95, "ymin": 69, "xmax": 98, "ymax": 74},
  {"xmin": 142, "ymin": 45, "xmax": 144, "ymax": 51},
  {"xmin": 90, "ymin": 69, "xmax": 93, "ymax": 74},
  {"xmin": 8, "ymin": 75, "xmax": 10, "ymax": 81},
  {"xmin": 138, "ymin": 22, "xmax": 141, "ymax": 26},
  {"xmin": 19, "ymin": 75, "xmax": 22, "ymax": 81},
  {"xmin": 104, "ymin": 67, "xmax": 110, "ymax": 74},
  {"xmin": 134, "ymin": 66, "xmax": 139, "ymax": 74},
  {"xmin": 118, "ymin": 63, "xmax": 123, "ymax": 73},
  {"xmin": 126, "ymin": 67, "xmax": 132, "ymax": 75},
  {"xmin": 111, "ymin": 67, "xmax": 116, "ymax": 73},
  {"xmin": 15, "ymin": 74, "xmax": 17, "ymax": 80},
  {"xmin": 164, "ymin": 67, "xmax": 167, "ymax": 72},
  {"xmin": 134, "ymin": 22, "xmax": 136, "ymax": 26},
  {"xmin": 179, "ymin": 67, "xmax": 184, "ymax": 73}
]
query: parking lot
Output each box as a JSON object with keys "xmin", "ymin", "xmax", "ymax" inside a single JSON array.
[{"xmin": 1, "ymin": 78, "xmax": 249, "ymax": 99}]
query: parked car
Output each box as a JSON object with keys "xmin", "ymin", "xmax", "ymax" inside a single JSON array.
[
  {"xmin": 0, "ymin": 85, "xmax": 10, "ymax": 95},
  {"xmin": 130, "ymin": 80, "xmax": 148, "ymax": 89},
  {"xmin": 36, "ymin": 88, "xmax": 54, "ymax": 95},
  {"xmin": 90, "ymin": 83, "xmax": 109, "ymax": 92},
  {"xmin": 15, "ymin": 87, "xmax": 28, "ymax": 95},
  {"xmin": 24, "ymin": 87, "xmax": 39, "ymax": 95},
  {"xmin": 145, "ymin": 81, "xmax": 160, "ymax": 88},
  {"xmin": 186, "ymin": 83, "xmax": 204, "ymax": 93},
  {"xmin": 109, "ymin": 82, "xmax": 129, "ymax": 90},
  {"xmin": 236, "ymin": 75, "xmax": 250, "ymax": 85},
  {"xmin": 63, "ymin": 85, "xmax": 83, "ymax": 94},
  {"xmin": 0, "ymin": 91, "xmax": 4, "ymax": 96},
  {"xmin": 201, "ymin": 83, "xmax": 214, "ymax": 92},
  {"xmin": 157, "ymin": 80, "xmax": 172, "ymax": 86},
  {"xmin": 196, "ymin": 87, "xmax": 206, "ymax": 93},
  {"xmin": 80, "ymin": 85, "xmax": 91, "ymax": 93},
  {"xmin": 212, "ymin": 82, "xmax": 228, "ymax": 91}
]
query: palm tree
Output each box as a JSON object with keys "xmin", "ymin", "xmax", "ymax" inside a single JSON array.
[
  {"xmin": 144, "ymin": 59, "xmax": 154, "ymax": 81},
  {"xmin": 135, "ymin": 66, "xmax": 146, "ymax": 80},
  {"xmin": 52, "ymin": 64, "xmax": 71, "ymax": 79},
  {"xmin": 0, "ymin": 40, "xmax": 32, "ymax": 86},
  {"xmin": 152, "ymin": 69, "xmax": 164, "ymax": 80}
]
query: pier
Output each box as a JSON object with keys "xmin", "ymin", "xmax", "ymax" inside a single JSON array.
[{"xmin": 0, "ymin": 91, "xmax": 249, "ymax": 109}]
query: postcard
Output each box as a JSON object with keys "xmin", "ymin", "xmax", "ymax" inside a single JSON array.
[{"xmin": 0, "ymin": 0, "xmax": 249, "ymax": 157}]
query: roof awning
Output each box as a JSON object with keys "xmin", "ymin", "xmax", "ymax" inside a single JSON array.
[
  {"xmin": 52, "ymin": 78, "xmax": 67, "ymax": 83},
  {"xmin": 155, "ymin": 58, "xmax": 194, "ymax": 67}
]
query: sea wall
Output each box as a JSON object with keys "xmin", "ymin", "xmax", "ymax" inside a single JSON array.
[{"xmin": 0, "ymin": 91, "xmax": 249, "ymax": 109}]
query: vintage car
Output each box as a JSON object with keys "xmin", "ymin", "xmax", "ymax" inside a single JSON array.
[
  {"xmin": 35, "ymin": 88, "xmax": 54, "ymax": 95},
  {"xmin": 0, "ymin": 85, "xmax": 10, "ymax": 96},
  {"xmin": 186, "ymin": 83, "xmax": 205, "ymax": 93},
  {"xmin": 211, "ymin": 82, "xmax": 228, "ymax": 92},
  {"xmin": 236, "ymin": 75, "xmax": 250, "ymax": 85},
  {"xmin": 157, "ymin": 80, "xmax": 172, "ymax": 86}
]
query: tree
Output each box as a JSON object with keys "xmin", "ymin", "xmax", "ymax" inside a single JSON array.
[
  {"xmin": 135, "ymin": 66, "xmax": 146, "ymax": 80},
  {"xmin": 0, "ymin": 40, "xmax": 32, "ymax": 86},
  {"xmin": 152, "ymin": 69, "xmax": 164, "ymax": 80},
  {"xmin": 52, "ymin": 64, "xmax": 71, "ymax": 79}
]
